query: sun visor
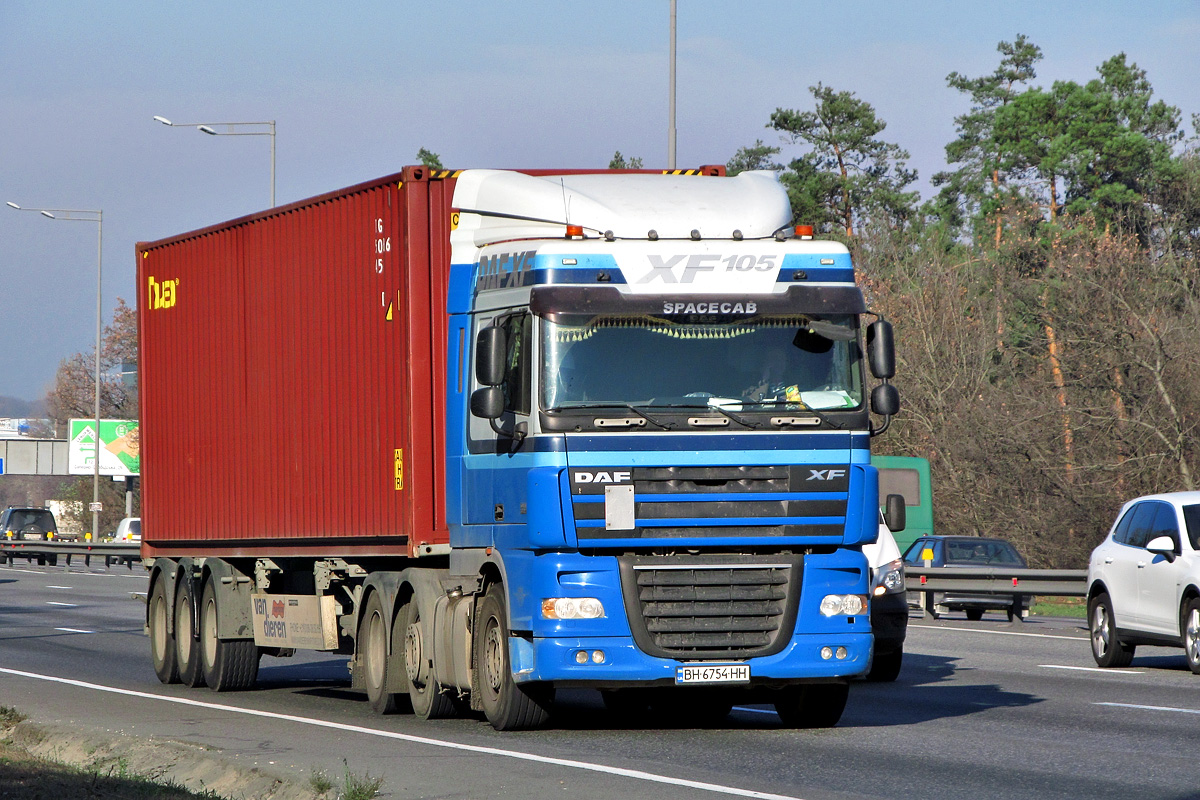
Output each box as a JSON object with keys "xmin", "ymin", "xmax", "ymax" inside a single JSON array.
[{"xmin": 530, "ymin": 284, "xmax": 866, "ymax": 321}]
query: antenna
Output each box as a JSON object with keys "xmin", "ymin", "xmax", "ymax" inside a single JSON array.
[{"xmin": 560, "ymin": 178, "xmax": 571, "ymax": 224}]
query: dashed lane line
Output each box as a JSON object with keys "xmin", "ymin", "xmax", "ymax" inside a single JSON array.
[
  {"xmin": 1039, "ymin": 664, "xmax": 1143, "ymax": 675},
  {"xmin": 1095, "ymin": 702, "xmax": 1200, "ymax": 715},
  {"xmin": 909, "ymin": 623, "xmax": 1084, "ymax": 641},
  {"xmin": 0, "ymin": 667, "xmax": 805, "ymax": 800}
]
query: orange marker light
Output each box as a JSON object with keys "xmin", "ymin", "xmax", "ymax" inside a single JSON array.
[
  {"xmin": 566, "ymin": 224, "xmax": 584, "ymax": 238},
  {"xmin": 795, "ymin": 225, "xmax": 814, "ymax": 239}
]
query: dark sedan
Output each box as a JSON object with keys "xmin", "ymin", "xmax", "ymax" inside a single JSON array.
[{"xmin": 903, "ymin": 535, "xmax": 1028, "ymax": 621}]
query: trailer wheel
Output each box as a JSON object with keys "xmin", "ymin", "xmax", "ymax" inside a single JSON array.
[
  {"xmin": 399, "ymin": 599, "xmax": 453, "ymax": 719},
  {"xmin": 200, "ymin": 580, "xmax": 258, "ymax": 691},
  {"xmin": 174, "ymin": 579, "xmax": 206, "ymax": 688},
  {"xmin": 474, "ymin": 583, "xmax": 553, "ymax": 731},
  {"xmin": 360, "ymin": 592, "xmax": 399, "ymax": 714},
  {"xmin": 773, "ymin": 681, "xmax": 848, "ymax": 728},
  {"xmin": 149, "ymin": 577, "xmax": 179, "ymax": 684}
]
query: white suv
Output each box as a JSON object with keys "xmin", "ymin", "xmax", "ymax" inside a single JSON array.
[{"xmin": 1086, "ymin": 491, "xmax": 1200, "ymax": 671}]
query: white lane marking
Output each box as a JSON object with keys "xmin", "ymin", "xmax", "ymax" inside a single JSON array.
[
  {"xmin": 909, "ymin": 624, "xmax": 1084, "ymax": 642},
  {"xmin": 54, "ymin": 628, "xmax": 93, "ymax": 634},
  {"xmin": 0, "ymin": 667, "xmax": 805, "ymax": 800},
  {"xmin": 1095, "ymin": 702, "xmax": 1200, "ymax": 715},
  {"xmin": 1039, "ymin": 664, "xmax": 1143, "ymax": 675},
  {"xmin": 46, "ymin": 602, "xmax": 77, "ymax": 607},
  {"xmin": 46, "ymin": 585, "xmax": 72, "ymax": 589}
]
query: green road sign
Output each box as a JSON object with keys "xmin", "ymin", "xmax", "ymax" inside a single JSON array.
[{"xmin": 69, "ymin": 419, "xmax": 140, "ymax": 476}]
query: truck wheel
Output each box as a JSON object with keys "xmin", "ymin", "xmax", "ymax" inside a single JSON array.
[
  {"xmin": 359, "ymin": 592, "xmax": 398, "ymax": 714},
  {"xmin": 149, "ymin": 577, "xmax": 179, "ymax": 684},
  {"xmin": 174, "ymin": 580, "xmax": 206, "ymax": 688},
  {"xmin": 474, "ymin": 583, "xmax": 553, "ymax": 731},
  {"xmin": 773, "ymin": 681, "xmax": 848, "ymax": 728},
  {"xmin": 965, "ymin": 609, "xmax": 984, "ymax": 622},
  {"xmin": 400, "ymin": 600, "xmax": 454, "ymax": 719},
  {"xmin": 200, "ymin": 580, "xmax": 258, "ymax": 691},
  {"xmin": 866, "ymin": 648, "xmax": 903, "ymax": 682},
  {"xmin": 1089, "ymin": 591, "xmax": 1134, "ymax": 668}
]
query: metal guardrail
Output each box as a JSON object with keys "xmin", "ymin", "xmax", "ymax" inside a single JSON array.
[
  {"xmin": 907, "ymin": 566, "xmax": 1088, "ymax": 622},
  {"xmin": 908, "ymin": 566, "xmax": 1088, "ymax": 596},
  {"xmin": 0, "ymin": 540, "xmax": 142, "ymax": 569}
]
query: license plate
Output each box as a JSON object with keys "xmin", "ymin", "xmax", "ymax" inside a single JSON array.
[{"xmin": 675, "ymin": 664, "xmax": 750, "ymax": 685}]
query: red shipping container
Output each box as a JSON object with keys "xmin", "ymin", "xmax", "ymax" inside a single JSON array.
[{"xmin": 137, "ymin": 166, "xmax": 455, "ymax": 558}]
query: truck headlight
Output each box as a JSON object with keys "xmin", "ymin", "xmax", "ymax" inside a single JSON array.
[
  {"xmin": 872, "ymin": 559, "xmax": 905, "ymax": 595},
  {"xmin": 542, "ymin": 597, "xmax": 605, "ymax": 619},
  {"xmin": 820, "ymin": 594, "xmax": 867, "ymax": 616}
]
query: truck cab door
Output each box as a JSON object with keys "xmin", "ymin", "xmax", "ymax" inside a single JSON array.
[{"xmin": 464, "ymin": 311, "xmax": 533, "ymax": 533}]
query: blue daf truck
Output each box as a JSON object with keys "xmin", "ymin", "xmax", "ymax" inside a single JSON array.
[{"xmin": 139, "ymin": 166, "xmax": 900, "ymax": 732}]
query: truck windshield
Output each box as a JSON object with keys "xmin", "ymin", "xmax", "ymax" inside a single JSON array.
[{"xmin": 541, "ymin": 314, "xmax": 862, "ymax": 412}]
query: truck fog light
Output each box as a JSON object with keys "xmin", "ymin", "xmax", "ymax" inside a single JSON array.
[
  {"xmin": 543, "ymin": 597, "xmax": 606, "ymax": 620},
  {"xmin": 574, "ymin": 650, "xmax": 589, "ymax": 664},
  {"xmin": 835, "ymin": 646, "xmax": 848, "ymax": 660},
  {"xmin": 820, "ymin": 646, "xmax": 833, "ymax": 660},
  {"xmin": 591, "ymin": 650, "xmax": 605, "ymax": 664}
]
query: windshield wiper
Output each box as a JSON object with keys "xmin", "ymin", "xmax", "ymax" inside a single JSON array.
[
  {"xmin": 742, "ymin": 398, "xmax": 847, "ymax": 430},
  {"xmin": 545, "ymin": 403, "xmax": 675, "ymax": 430},
  {"xmin": 656, "ymin": 402, "xmax": 764, "ymax": 430}
]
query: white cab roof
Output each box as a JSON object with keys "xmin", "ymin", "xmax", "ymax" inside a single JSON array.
[{"xmin": 451, "ymin": 169, "xmax": 791, "ymax": 247}]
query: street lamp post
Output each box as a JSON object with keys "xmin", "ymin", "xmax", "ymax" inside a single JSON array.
[
  {"xmin": 668, "ymin": 0, "xmax": 677, "ymax": 170},
  {"xmin": 153, "ymin": 116, "xmax": 276, "ymax": 207},
  {"xmin": 6, "ymin": 202, "xmax": 104, "ymax": 541}
]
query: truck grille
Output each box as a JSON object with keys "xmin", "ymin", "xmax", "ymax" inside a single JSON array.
[
  {"xmin": 570, "ymin": 464, "xmax": 848, "ymax": 542},
  {"xmin": 618, "ymin": 555, "xmax": 803, "ymax": 659}
]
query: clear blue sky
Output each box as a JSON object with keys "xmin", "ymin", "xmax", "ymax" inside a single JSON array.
[{"xmin": 2, "ymin": 1, "xmax": 1197, "ymax": 402}]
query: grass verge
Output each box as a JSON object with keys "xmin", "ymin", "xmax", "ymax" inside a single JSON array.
[{"xmin": 1029, "ymin": 596, "xmax": 1087, "ymax": 618}]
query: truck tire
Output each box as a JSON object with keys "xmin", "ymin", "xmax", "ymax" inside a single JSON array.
[
  {"xmin": 174, "ymin": 580, "xmax": 206, "ymax": 688},
  {"xmin": 200, "ymin": 580, "xmax": 258, "ymax": 691},
  {"xmin": 1089, "ymin": 591, "xmax": 1134, "ymax": 668},
  {"xmin": 474, "ymin": 583, "xmax": 553, "ymax": 731},
  {"xmin": 773, "ymin": 681, "xmax": 848, "ymax": 728},
  {"xmin": 866, "ymin": 648, "xmax": 903, "ymax": 682},
  {"xmin": 399, "ymin": 600, "xmax": 454, "ymax": 719},
  {"xmin": 359, "ymin": 592, "xmax": 399, "ymax": 714},
  {"xmin": 149, "ymin": 577, "xmax": 179, "ymax": 684}
]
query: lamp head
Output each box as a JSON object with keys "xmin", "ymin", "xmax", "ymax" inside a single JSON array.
[{"xmin": 153, "ymin": 116, "xmax": 173, "ymax": 126}]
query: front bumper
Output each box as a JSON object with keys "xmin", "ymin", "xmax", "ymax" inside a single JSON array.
[{"xmin": 508, "ymin": 630, "xmax": 873, "ymax": 687}]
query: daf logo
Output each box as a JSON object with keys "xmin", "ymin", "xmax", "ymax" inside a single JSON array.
[
  {"xmin": 807, "ymin": 469, "xmax": 847, "ymax": 481},
  {"xmin": 573, "ymin": 470, "xmax": 632, "ymax": 484}
]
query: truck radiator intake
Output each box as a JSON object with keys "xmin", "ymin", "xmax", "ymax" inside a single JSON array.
[{"xmin": 617, "ymin": 555, "xmax": 803, "ymax": 660}]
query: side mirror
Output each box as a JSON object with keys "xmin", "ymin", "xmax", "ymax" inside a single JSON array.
[
  {"xmin": 470, "ymin": 386, "xmax": 504, "ymax": 420},
  {"xmin": 867, "ymin": 320, "xmax": 895, "ymax": 380},
  {"xmin": 871, "ymin": 383, "xmax": 900, "ymax": 417},
  {"xmin": 475, "ymin": 326, "xmax": 507, "ymax": 387},
  {"xmin": 1146, "ymin": 534, "xmax": 1178, "ymax": 562},
  {"xmin": 884, "ymin": 493, "xmax": 906, "ymax": 533}
]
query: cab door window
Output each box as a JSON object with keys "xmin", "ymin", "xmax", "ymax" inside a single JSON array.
[{"xmin": 500, "ymin": 313, "xmax": 531, "ymax": 415}]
